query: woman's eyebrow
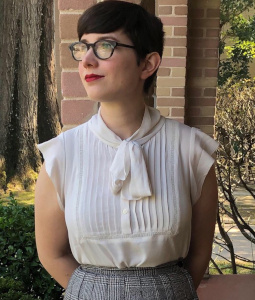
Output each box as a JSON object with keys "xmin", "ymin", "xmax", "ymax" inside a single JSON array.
[
  {"xmin": 98, "ymin": 36, "xmax": 118, "ymax": 41},
  {"xmin": 80, "ymin": 36, "xmax": 119, "ymax": 43}
]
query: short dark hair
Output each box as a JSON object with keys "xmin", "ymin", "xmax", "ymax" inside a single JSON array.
[{"xmin": 77, "ymin": 0, "xmax": 165, "ymax": 94}]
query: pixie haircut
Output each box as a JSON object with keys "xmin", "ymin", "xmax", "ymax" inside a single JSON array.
[{"xmin": 77, "ymin": 0, "xmax": 164, "ymax": 94}]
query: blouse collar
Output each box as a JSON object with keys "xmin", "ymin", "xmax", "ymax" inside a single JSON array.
[{"xmin": 88, "ymin": 105, "xmax": 165, "ymax": 200}]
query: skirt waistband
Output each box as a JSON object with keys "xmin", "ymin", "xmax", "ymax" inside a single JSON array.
[{"xmin": 80, "ymin": 258, "xmax": 184, "ymax": 276}]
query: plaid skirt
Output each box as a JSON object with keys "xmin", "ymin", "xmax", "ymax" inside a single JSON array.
[{"xmin": 64, "ymin": 260, "xmax": 199, "ymax": 300}]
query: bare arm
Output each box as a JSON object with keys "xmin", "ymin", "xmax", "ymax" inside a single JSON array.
[
  {"xmin": 185, "ymin": 165, "xmax": 218, "ymax": 289},
  {"xmin": 35, "ymin": 164, "xmax": 79, "ymax": 289}
]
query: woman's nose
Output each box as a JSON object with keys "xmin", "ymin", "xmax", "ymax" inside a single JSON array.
[{"xmin": 81, "ymin": 48, "xmax": 98, "ymax": 68}]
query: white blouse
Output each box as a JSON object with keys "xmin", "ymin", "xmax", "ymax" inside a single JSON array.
[{"xmin": 38, "ymin": 106, "xmax": 218, "ymax": 268}]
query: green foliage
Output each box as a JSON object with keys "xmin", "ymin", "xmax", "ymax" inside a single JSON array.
[
  {"xmin": 230, "ymin": 14, "xmax": 255, "ymax": 41},
  {"xmin": 0, "ymin": 277, "xmax": 36, "ymax": 299},
  {"xmin": 0, "ymin": 197, "xmax": 64, "ymax": 299},
  {"xmin": 220, "ymin": 0, "xmax": 255, "ymax": 26},
  {"xmin": 219, "ymin": 14, "xmax": 255, "ymax": 86}
]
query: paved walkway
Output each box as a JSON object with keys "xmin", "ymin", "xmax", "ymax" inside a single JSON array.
[
  {"xmin": 213, "ymin": 224, "xmax": 255, "ymax": 261},
  {"xmin": 213, "ymin": 185, "xmax": 255, "ymax": 263}
]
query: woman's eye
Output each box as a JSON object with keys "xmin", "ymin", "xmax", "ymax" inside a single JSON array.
[
  {"xmin": 74, "ymin": 44, "xmax": 86, "ymax": 51},
  {"xmin": 101, "ymin": 42, "xmax": 112, "ymax": 49}
]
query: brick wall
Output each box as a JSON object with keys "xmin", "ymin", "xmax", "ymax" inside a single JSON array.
[
  {"xmin": 57, "ymin": 0, "xmax": 220, "ymax": 133},
  {"xmin": 58, "ymin": 0, "xmax": 98, "ymax": 131},
  {"xmin": 156, "ymin": 0, "xmax": 188, "ymax": 122},
  {"xmin": 185, "ymin": 0, "xmax": 221, "ymax": 135}
]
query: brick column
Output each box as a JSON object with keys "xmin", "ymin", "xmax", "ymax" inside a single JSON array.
[
  {"xmin": 156, "ymin": 0, "xmax": 188, "ymax": 122},
  {"xmin": 185, "ymin": 0, "xmax": 220, "ymax": 135},
  {"xmin": 58, "ymin": 0, "xmax": 98, "ymax": 131},
  {"xmin": 57, "ymin": 0, "xmax": 220, "ymax": 132}
]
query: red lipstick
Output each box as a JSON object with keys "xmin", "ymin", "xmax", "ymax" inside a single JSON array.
[{"xmin": 85, "ymin": 74, "xmax": 104, "ymax": 82}]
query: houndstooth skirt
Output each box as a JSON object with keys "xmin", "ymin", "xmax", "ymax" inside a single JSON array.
[{"xmin": 64, "ymin": 260, "xmax": 199, "ymax": 300}]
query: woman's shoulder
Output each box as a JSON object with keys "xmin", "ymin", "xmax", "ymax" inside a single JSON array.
[
  {"xmin": 62, "ymin": 121, "xmax": 89, "ymax": 139},
  {"xmin": 164, "ymin": 117, "xmax": 217, "ymax": 144},
  {"xmin": 164, "ymin": 117, "xmax": 194, "ymax": 139}
]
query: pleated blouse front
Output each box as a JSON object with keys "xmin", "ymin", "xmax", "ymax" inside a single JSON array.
[{"xmin": 38, "ymin": 106, "xmax": 218, "ymax": 268}]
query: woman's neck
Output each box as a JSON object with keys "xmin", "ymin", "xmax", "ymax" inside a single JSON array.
[{"xmin": 100, "ymin": 100, "xmax": 146, "ymax": 140}]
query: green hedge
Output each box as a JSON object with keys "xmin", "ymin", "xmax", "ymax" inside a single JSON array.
[{"xmin": 0, "ymin": 197, "xmax": 64, "ymax": 299}]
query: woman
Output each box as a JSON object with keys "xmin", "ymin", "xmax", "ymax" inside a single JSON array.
[{"xmin": 35, "ymin": 1, "xmax": 218, "ymax": 299}]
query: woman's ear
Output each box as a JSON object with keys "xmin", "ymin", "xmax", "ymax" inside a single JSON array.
[{"xmin": 140, "ymin": 52, "xmax": 161, "ymax": 80}]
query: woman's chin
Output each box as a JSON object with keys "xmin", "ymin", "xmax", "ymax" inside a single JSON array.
[{"xmin": 86, "ymin": 93, "xmax": 117, "ymax": 103}]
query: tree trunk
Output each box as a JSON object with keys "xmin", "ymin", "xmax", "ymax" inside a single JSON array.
[
  {"xmin": 0, "ymin": 0, "xmax": 61, "ymax": 183},
  {"xmin": 37, "ymin": 0, "xmax": 62, "ymax": 144}
]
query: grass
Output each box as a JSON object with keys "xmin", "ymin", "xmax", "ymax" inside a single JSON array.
[
  {"xmin": 209, "ymin": 260, "xmax": 255, "ymax": 275},
  {"xmin": 0, "ymin": 190, "xmax": 34, "ymax": 205}
]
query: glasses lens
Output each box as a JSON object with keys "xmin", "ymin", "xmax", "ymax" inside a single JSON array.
[
  {"xmin": 72, "ymin": 43, "xmax": 87, "ymax": 61},
  {"xmin": 95, "ymin": 41, "xmax": 114, "ymax": 59}
]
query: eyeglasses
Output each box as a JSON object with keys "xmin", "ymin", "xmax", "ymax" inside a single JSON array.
[{"xmin": 69, "ymin": 39, "xmax": 136, "ymax": 61}]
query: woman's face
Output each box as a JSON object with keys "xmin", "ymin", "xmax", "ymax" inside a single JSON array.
[{"xmin": 78, "ymin": 30, "xmax": 145, "ymax": 103}]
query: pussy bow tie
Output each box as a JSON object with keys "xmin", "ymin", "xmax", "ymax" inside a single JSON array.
[
  {"xmin": 109, "ymin": 140, "xmax": 151, "ymax": 200},
  {"xmin": 88, "ymin": 105, "xmax": 165, "ymax": 201}
]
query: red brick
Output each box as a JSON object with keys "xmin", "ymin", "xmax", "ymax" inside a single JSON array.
[
  {"xmin": 173, "ymin": 48, "xmax": 187, "ymax": 57},
  {"xmin": 172, "ymin": 87, "xmax": 185, "ymax": 96},
  {"xmin": 204, "ymin": 88, "xmax": 216, "ymax": 96},
  {"xmin": 206, "ymin": 29, "xmax": 220, "ymax": 37},
  {"xmin": 205, "ymin": 69, "xmax": 218, "ymax": 77},
  {"xmin": 171, "ymin": 67, "xmax": 186, "ymax": 77},
  {"xmin": 189, "ymin": 28, "xmax": 204, "ymax": 38},
  {"xmin": 61, "ymin": 72, "xmax": 87, "ymax": 98},
  {"xmin": 58, "ymin": 0, "xmax": 96, "ymax": 10},
  {"xmin": 187, "ymin": 116, "xmax": 215, "ymax": 126},
  {"xmin": 187, "ymin": 106, "xmax": 216, "ymax": 118},
  {"xmin": 60, "ymin": 43, "xmax": 78, "ymax": 69},
  {"xmin": 188, "ymin": 68, "xmax": 203, "ymax": 77},
  {"xmin": 158, "ymin": 107, "xmax": 170, "ymax": 117},
  {"xmin": 186, "ymin": 107, "xmax": 201, "ymax": 116},
  {"xmin": 188, "ymin": 49, "xmax": 204, "ymax": 58},
  {"xmin": 158, "ymin": 6, "xmax": 172, "ymax": 15},
  {"xmin": 61, "ymin": 99, "xmax": 97, "ymax": 125},
  {"xmin": 187, "ymin": 87, "xmax": 203, "ymax": 97},
  {"xmin": 59, "ymin": 14, "xmax": 81, "ymax": 40},
  {"xmin": 174, "ymin": 27, "xmax": 187, "ymax": 36},
  {"xmin": 205, "ymin": 49, "xmax": 219, "ymax": 57},
  {"xmin": 161, "ymin": 58, "xmax": 186, "ymax": 67},
  {"xmin": 174, "ymin": 6, "xmax": 188, "ymax": 16},
  {"xmin": 158, "ymin": 68, "xmax": 171, "ymax": 76},
  {"xmin": 189, "ymin": 38, "xmax": 219, "ymax": 49},
  {"xmin": 191, "ymin": 19, "xmax": 220, "ymax": 28},
  {"xmin": 157, "ymin": 97, "xmax": 185, "ymax": 106},
  {"xmin": 165, "ymin": 38, "xmax": 187, "ymax": 47},
  {"xmin": 159, "ymin": 0, "xmax": 187, "ymax": 4},
  {"xmin": 188, "ymin": 98, "xmax": 216, "ymax": 106},
  {"xmin": 207, "ymin": 9, "xmax": 220, "ymax": 18},
  {"xmin": 189, "ymin": 9, "xmax": 204, "ymax": 19},
  {"xmin": 189, "ymin": 58, "xmax": 218, "ymax": 68},
  {"xmin": 171, "ymin": 107, "xmax": 185, "ymax": 117},
  {"xmin": 161, "ymin": 16, "xmax": 188, "ymax": 26}
]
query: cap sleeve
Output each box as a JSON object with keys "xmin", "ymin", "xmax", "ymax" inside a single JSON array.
[
  {"xmin": 189, "ymin": 128, "xmax": 218, "ymax": 205},
  {"xmin": 37, "ymin": 133, "xmax": 65, "ymax": 211}
]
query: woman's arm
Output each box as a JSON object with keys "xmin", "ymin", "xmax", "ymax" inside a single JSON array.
[
  {"xmin": 35, "ymin": 164, "xmax": 79, "ymax": 289},
  {"xmin": 185, "ymin": 165, "xmax": 218, "ymax": 289}
]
